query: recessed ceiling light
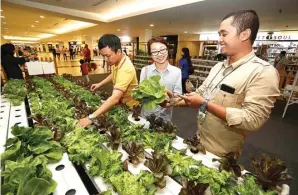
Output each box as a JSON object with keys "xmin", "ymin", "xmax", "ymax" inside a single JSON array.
[
  {"xmin": 35, "ymin": 21, "xmax": 39, "ymax": 23},
  {"xmin": 25, "ymin": 32, "xmax": 28, "ymax": 34},
  {"xmin": 117, "ymin": 29, "xmax": 121, "ymax": 31},
  {"xmin": 3, "ymin": 22, "xmax": 6, "ymax": 24},
  {"xmin": 184, "ymin": 31, "xmax": 188, "ymax": 33},
  {"xmin": 1, "ymin": 16, "xmax": 5, "ymax": 18},
  {"xmin": 150, "ymin": 24, "xmax": 154, "ymax": 27},
  {"xmin": 40, "ymin": 16, "xmax": 44, "ymax": 19},
  {"xmin": 31, "ymin": 25, "xmax": 35, "ymax": 27},
  {"xmin": 83, "ymin": 35, "xmax": 86, "ymax": 36}
]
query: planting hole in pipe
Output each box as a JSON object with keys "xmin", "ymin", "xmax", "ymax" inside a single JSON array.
[
  {"xmin": 55, "ymin": 164, "xmax": 65, "ymax": 171},
  {"xmin": 15, "ymin": 115, "xmax": 21, "ymax": 117},
  {"xmin": 15, "ymin": 122, "xmax": 21, "ymax": 125},
  {"xmin": 1, "ymin": 105, "xmax": 5, "ymax": 108},
  {"xmin": 0, "ymin": 111, "xmax": 3, "ymax": 113},
  {"xmin": 65, "ymin": 189, "xmax": 76, "ymax": 195},
  {"xmin": 15, "ymin": 109, "xmax": 21, "ymax": 111}
]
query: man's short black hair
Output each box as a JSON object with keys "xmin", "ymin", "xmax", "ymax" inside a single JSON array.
[
  {"xmin": 98, "ymin": 34, "xmax": 122, "ymax": 53},
  {"xmin": 223, "ymin": 10, "xmax": 259, "ymax": 44}
]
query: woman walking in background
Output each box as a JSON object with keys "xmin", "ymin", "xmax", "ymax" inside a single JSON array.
[{"xmin": 179, "ymin": 47, "xmax": 191, "ymax": 93}]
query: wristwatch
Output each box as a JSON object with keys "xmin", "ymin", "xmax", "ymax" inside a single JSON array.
[
  {"xmin": 88, "ymin": 113, "xmax": 96, "ymax": 122},
  {"xmin": 199, "ymin": 98, "xmax": 209, "ymax": 113}
]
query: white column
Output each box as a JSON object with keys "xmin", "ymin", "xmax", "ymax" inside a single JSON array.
[{"xmin": 139, "ymin": 29, "xmax": 152, "ymax": 53}]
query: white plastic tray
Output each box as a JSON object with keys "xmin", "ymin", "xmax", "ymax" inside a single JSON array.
[
  {"xmin": 0, "ymin": 97, "xmax": 11, "ymax": 154},
  {"xmin": 8, "ymin": 102, "xmax": 28, "ymax": 138},
  {"xmin": 47, "ymin": 153, "xmax": 89, "ymax": 195}
]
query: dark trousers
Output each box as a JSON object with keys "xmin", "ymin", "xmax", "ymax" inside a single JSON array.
[{"xmin": 182, "ymin": 78, "xmax": 187, "ymax": 94}]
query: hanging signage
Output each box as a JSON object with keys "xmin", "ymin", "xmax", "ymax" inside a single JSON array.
[
  {"xmin": 256, "ymin": 32, "xmax": 298, "ymax": 41},
  {"xmin": 199, "ymin": 31, "xmax": 298, "ymax": 41}
]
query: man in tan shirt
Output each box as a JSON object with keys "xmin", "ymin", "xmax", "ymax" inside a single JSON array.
[{"xmin": 171, "ymin": 10, "xmax": 280, "ymax": 156}]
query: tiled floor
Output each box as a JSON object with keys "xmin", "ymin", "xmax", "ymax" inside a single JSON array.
[{"xmin": 37, "ymin": 52, "xmax": 109, "ymax": 76}]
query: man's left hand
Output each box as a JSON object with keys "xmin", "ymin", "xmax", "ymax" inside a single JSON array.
[
  {"xmin": 178, "ymin": 93, "xmax": 204, "ymax": 108},
  {"xmin": 78, "ymin": 117, "xmax": 92, "ymax": 128}
]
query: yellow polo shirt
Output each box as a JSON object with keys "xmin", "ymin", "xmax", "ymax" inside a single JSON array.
[{"xmin": 112, "ymin": 55, "xmax": 138, "ymax": 108}]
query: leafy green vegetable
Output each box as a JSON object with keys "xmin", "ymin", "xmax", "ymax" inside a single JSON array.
[
  {"xmin": 123, "ymin": 141, "xmax": 145, "ymax": 165},
  {"xmin": 166, "ymin": 151, "xmax": 202, "ymax": 177},
  {"xmin": 145, "ymin": 150, "xmax": 172, "ymax": 188},
  {"xmin": 132, "ymin": 75, "xmax": 167, "ymax": 110},
  {"xmin": 63, "ymin": 127, "xmax": 107, "ymax": 164},
  {"xmin": 212, "ymin": 152, "xmax": 243, "ymax": 177},
  {"xmin": 1, "ymin": 125, "xmax": 63, "ymax": 164},
  {"xmin": 2, "ymin": 79, "xmax": 27, "ymax": 106},
  {"xmin": 179, "ymin": 180, "xmax": 209, "ymax": 195},
  {"xmin": 100, "ymin": 189, "xmax": 113, "ymax": 195},
  {"xmin": 109, "ymin": 171, "xmax": 156, "ymax": 195},
  {"xmin": 230, "ymin": 175, "xmax": 278, "ymax": 195},
  {"xmin": 187, "ymin": 165, "xmax": 232, "ymax": 194},
  {"xmin": 146, "ymin": 114, "xmax": 177, "ymax": 138},
  {"xmin": 250, "ymin": 154, "xmax": 292, "ymax": 191},
  {"xmin": 143, "ymin": 131, "xmax": 172, "ymax": 151},
  {"xmin": 1, "ymin": 156, "xmax": 56, "ymax": 195},
  {"xmin": 107, "ymin": 127, "xmax": 122, "ymax": 150},
  {"xmin": 88, "ymin": 148, "xmax": 123, "ymax": 178},
  {"xmin": 183, "ymin": 135, "xmax": 206, "ymax": 154}
]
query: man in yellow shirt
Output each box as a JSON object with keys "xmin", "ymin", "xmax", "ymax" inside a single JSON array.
[{"xmin": 78, "ymin": 34, "xmax": 138, "ymax": 128}]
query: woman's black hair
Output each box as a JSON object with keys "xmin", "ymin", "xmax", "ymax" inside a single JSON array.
[
  {"xmin": 1, "ymin": 43, "xmax": 15, "ymax": 58},
  {"xmin": 182, "ymin": 47, "xmax": 192, "ymax": 65}
]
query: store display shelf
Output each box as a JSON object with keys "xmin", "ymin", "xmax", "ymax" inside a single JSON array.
[
  {"xmin": 194, "ymin": 70, "xmax": 210, "ymax": 74},
  {"xmin": 189, "ymin": 75, "xmax": 206, "ymax": 80},
  {"xmin": 0, "ymin": 97, "xmax": 11, "ymax": 156},
  {"xmin": 134, "ymin": 63, "xmax": 146, "ymax": 67},
  {"xmin": 192, "ymin": 64, "xmax": 213, "ymax": 68},
  {"xmin": 134, "ymin": 55, "xmax": 151, "ymax": 58},
  {"xmin": 47, "ymin": 153, "xmax": 89, "ymax": 195}
]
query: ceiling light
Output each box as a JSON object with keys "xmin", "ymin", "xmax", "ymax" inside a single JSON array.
[
  {"xmin": 117, "ymin": 29, "xmax": 121, "ymax": 31},
  {"xmin": 121, "ymin": 36, "xmax": 131, "ymax": 42},
  {"xmin": 150, "ymin": 24, "xmax": 154, "ymax": 27},
  {"xmin": 35, "ymin": 21, "xmax": 39, "ymax": 23},
  {"xmin": 11, "ymin": 40, "xmax": 39, "ymax": 44},
  {"xmin": 54, "ymin": 21, "xmax": 95, "ymax": 34},
  {"xmin": 102, "ymin": 0, "xmax": 205, "ymax": 21},
  {"xmin": 3, "ymin": 36, "xmax": 40, "ymax": 41},
  {"xmin": 83, "ymin": 35, "xmax": 87, "ymax": 36},
  {"xmin": 31, "ymin": 25, "xmax": 35, "ymax": 27},
  {"xmin": 3, "ymin": 22, "xmax": 6, "ymax": 24},
  {"xmin": 25, "ymin": 32, "xmax": 28, "ymax": 34},
  {"xmin": 39, "ymin": 33, "xmax": 56, "ymax": 38},
  {"xmin": 1, "ymin": 16, "xmax": 5, "ymax": 18},
  {"xmin": 40, "ymin": 16, "xmax": 44, "ymax": 18},
  {"xmin": 184, "ymin": 31, "xmax": 188, "ymax": 33}
]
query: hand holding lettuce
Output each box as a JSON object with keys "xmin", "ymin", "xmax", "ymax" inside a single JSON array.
[{"xmin": 132, "ymin": 75, "xmax": 168, "ymax": 110}]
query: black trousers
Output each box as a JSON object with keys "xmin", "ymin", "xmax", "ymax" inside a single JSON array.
[{"xmin": 182, "ymin": 78, "xmax": 187, "ymax": 94}]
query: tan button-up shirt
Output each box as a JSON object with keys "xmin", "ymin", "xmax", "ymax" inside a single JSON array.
[{"xmin": 197, "ymin": 51, "xmax": 280, "ymax": 156}]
